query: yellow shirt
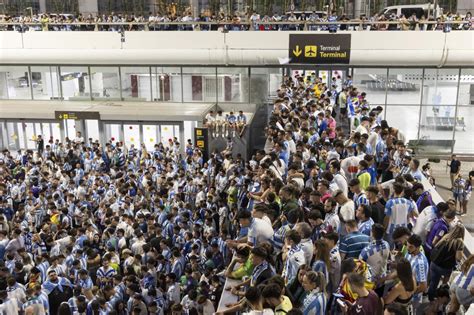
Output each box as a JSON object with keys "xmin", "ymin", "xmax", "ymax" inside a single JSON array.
[
  {"xmin": 313, "ymin": 85, "xmax": 321, "ymax": 98},
  {"xmin": 275, "ymin": 296, "xmax": 293, "ymax": 315}
]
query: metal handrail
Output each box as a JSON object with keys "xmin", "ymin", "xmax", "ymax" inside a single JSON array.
[{"xmin": 0, "ymin": 20, "xmax": 472, "ymax": 30}]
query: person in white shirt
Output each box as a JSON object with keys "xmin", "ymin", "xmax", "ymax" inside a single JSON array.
[
  {"xmin": 205, "ymin": 110, "xmax": 216, "ymax": 131},
  {"xmin": 329, "ymin": 160, "xmax": 348, "ymax": 197},
  {"xmin": 131, "ymin": 231, "xmax": 146, "ymax": 255},
  {"xmin": 413, "ymin": 202, "xmax": 448, "ymax": 243},
  {"xmin": 228, "ymin": 210, "xmax": 273, "ymax": 248},
  {"xmin": 323, "ymin": 197, "xmax": 341, "ymax": 233},
  {"xmin": 166, "ymin": 273, "xmax": 181, "ymax": 307},
  {"xmin": 214, "ymin": 111, "xmax": 226, "ymax": 138},
  {"xmin": 282, "ymin": 230, "xmax": 306, "ymax": 283},
  {"xmin": 73, "ymin": 131, "xmax": 84, "ymax": 144},
  {"xmin": 197, "ymin": 294, "xmax": 215, "ymax": 314},
  {"xmin": 295, "ymin": 222, "xmax": 314, "ymax": 264},
  {"xmin": 334, "ymin": 190, "xmax": 355, "ymax": 236},
  {"xmin": 354, "ymin": 116, "xmax": 370, "ymax": 135},
  {"xmin": 251, "ymin": 204, "xmax": 272, "ymax": 225}
]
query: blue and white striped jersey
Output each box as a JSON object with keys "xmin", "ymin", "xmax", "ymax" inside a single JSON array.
[
  {"xmin": 385, "ymin": 197, "xmax": 414, "ymax": 234},
  {"xmin": 302, "ymin": 290, "xmax": 327, "ymax": 315}
]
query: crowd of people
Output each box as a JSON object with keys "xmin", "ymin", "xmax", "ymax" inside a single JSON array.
[
  {"xmin": 0, "ymin": 10, "xmax": 472, "ymax": 32},
  {"xmin": 0, "ymin": 69, "xmax": 473, "ymax": 315},
  {"xmin": 204, "ymin": 110, "xmax": 248, "ymax": 138}
]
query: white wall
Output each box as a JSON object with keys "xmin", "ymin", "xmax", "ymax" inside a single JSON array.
[{"xmin": 0, "ymin": 31, "xmax": 472, "ymax": 66}]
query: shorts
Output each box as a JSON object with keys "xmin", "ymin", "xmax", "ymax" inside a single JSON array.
[
  {"xmin": 340, "ymin": 108, "xmax": 347, "ymax": 115},
  {"xmin": 465, "ymin": 192, "xmax": 471, "ymax": 201},
  {"xmin": 453, "ymin": 193, "xmax": 465, "ymax": 202},
  {"xmin": 456, "ymin": 287, "xmax": 474, "ymax": 306}
]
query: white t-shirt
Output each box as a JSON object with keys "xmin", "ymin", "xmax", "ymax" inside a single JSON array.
[
  {"xmin": 339, "ymin": 200, "xmax": 355, "ymax": 222},
  {"xmin": 299, "ymin": 238, "xmax": 314, "ymax": 264},
  {"xmin": 412, "ymin": 206, "xmax": 438, "ymax": 243},
  {"xmin": 338, "ymin": 200, "xmax": 355, "ymax": 236},
  {"xmin": 205, "ymin": 113, "xmax": 215, "ymax": 122},
  {"xmin": 248, "ymin": 218, "xmax": 274, "ymax": 246},
  {"xmin": 341, "ymin": 156, "xmax": 361, "ymax": 181},
  {"xmin": 333, "ymin": 173, "xmax": 348, "ymax": 197}
]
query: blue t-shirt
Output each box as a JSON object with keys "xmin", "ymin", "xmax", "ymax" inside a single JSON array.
[{"xmin": 339, "ymin": 231, "xmax": 370, "ymax": 258}]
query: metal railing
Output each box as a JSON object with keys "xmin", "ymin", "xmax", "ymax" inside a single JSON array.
[{"xmin": 0, "ymin": 20, "xmax": 472, "ymax": 32}]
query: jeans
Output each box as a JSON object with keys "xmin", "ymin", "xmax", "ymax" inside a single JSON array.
[{"xmin": 428, "ymin": 262, "xmax": 452, "ymax": 300}]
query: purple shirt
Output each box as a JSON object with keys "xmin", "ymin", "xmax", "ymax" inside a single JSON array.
[{"xmin": 425, "ymin": 218, "xmax": 449, "ymax": 250}]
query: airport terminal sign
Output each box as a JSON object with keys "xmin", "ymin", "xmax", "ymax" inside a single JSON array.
[
  {"xmin": 289, "ymin": 34, "xmax": 351, "ymax": 64},
  {"xmin": 55, "ymin": 111, "xmax": 100, "ymax": 120},
  {"xmin": 194, "ymin": 127, "xmax": 209, "ymax": 159}
]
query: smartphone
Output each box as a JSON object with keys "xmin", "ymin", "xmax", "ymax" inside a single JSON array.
[{"xmin": 336, "ymin": 299, "xmax": 346, "ymax": 308}]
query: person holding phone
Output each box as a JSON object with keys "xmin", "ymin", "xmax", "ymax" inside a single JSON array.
[{"xmin": 342, "ymin": 272, "xmax": 383, "ymax": 315}]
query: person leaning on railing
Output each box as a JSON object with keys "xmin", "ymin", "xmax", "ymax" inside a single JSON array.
[{"xmin": 223, "ymin": 244, "xmax": 254, "ymax": 280}]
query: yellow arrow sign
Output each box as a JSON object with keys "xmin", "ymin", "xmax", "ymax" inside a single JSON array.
[{"xmin": 293, "ymin": 45, "xmax": 302, "ymax": 57}]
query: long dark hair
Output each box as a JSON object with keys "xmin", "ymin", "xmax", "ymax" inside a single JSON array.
[{"xmin": 397, "ymin": 258, "xmax": 415, "ymax": 292}]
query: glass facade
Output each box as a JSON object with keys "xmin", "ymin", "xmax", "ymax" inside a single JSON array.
[{"xmin": 0, "ymin": 65, "xmax": 472, "ymax": 154}]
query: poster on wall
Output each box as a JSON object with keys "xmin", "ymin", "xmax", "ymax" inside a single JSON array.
[{"xmin": 289, "ymin": 34, "xmax": 351, "ymax": 64}]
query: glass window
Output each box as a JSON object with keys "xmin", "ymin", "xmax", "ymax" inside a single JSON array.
[
  {"xmin": 31, "ymin": 66, "xmax": 61, "ymax": 100},
  {"xmin": 51, "ymin": 122, "xmax": 61, "ymax": 142},
  {"xmin": 422, "ymin": 69, "xmax": 459, "ymax": 105},
  {"xmin": 182, "ymin": 67, "xmax": 216, "ymax": 102},
  {"xmin": 217, "ymin": 67, "xmax": 249, "ymax": 103},
  {"xmin": 120, "ymin": 67, "xmax": 151, "ymax": 101},
  {"xmin": 352, "ymin": 68, "xmax": 387, "ymax": 105},
  {"xmin": 63, "ymin": 119, "xmax": 76, "ymax": 141},
  {"xmin": 385, "ymin": 106, "xmax": 420, "ymax": 142},
  {"xmin": 453, "ymin": 106, "xmax": 474, "ymax": 154},
  {"xmin": 123, "ymin": 124, "xmax": 140, "ymax": 148},
  {"xmin": 90, "ymin": 67, "xmax": 121, "ymax": 100},
  {"xmin": 41, "ymin": 123, "xmax": 52, "ymax": 142},
  {"xmin": 104, "ymin": 123, "xmax": 122, "ymax": 143},
  {"xmin": 17, "ymin": 122, "xmax": 26, "ymax": 149},
  {"xmin": 0, "ymin": 66, "xmax": 31, "ymax": 99},
  {"xmin": 85, "ymin": 120, "xmax": 100, "ymax": 143},
  {"xmin": 151, "ymin": 67, "xmax": 182, "ymax": 102},
  {"xmin": 386, "ymin": 68, "xmax": 423, "ymax": 105},
  {"xmin": 5, "ymin": 122, "xmax": 18, "ymax": 151},
  {"xmin": 161, "ymin": 125, "xmax": 175, "ymax": 147},
  {"xmin": 417, "ymin": 105, "xmax": 456, "ymax": 154},
  {"xmin": 24, "ymin": 122, "xmax": 36, "ymax": 150},
  {"xmin": 60, "ymin": 66, "xmax": 91, "ymax": 101},
  {"xmin": 458, "ymin": 69, "xmax": 474, "ymax": 106},
  {"xmin": 250, "ymin": 67, "xmax": 282, "ymax": 103},
  {"xmin": 143, "ymin": 125, "xmax": 158, "ymax": 151}
]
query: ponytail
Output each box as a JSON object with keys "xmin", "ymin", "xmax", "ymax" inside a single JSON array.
[{"xmin": 305, "ymin": 271, "xmax": 326, "ymax": 294}]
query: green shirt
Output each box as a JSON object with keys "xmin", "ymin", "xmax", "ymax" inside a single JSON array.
[{"xmin": 230, "ymin": 256, "xmax": 254, "ymax": 280}]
